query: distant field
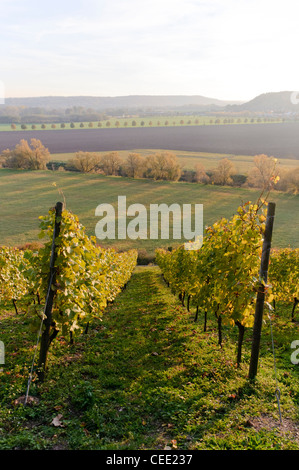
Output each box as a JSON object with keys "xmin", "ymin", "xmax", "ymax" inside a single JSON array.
[
  {"xmin": 1, "ymin": 123, "xmax": 299, "ymax": 159},
  {"xmin": 50, "ymin": 149, "xmax": 299, "ymax": 174},
  {"xmin": 0, "ymin": 115, "xmax": 284, "ymax": 132},
  {"xmin": 0, "ymin": 169, "xmax": 297, "ymax": 251}
]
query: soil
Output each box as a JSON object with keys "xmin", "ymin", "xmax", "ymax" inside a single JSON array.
[
  {"xmin": 246, "ymin": 413, "xmax": 299, "ymax": 442},
  {"xmin": 1, "ymin": 123, "xmax": 299, "ymax": 159}
]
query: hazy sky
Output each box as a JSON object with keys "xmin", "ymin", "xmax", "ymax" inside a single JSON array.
[{"xmin": 1, "ymin": 0, "xmax": 299, "ymax": 101}]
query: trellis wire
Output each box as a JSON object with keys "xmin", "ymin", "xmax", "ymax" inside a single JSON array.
[{"xmin": 268, "ymin": 306, "xmax": 282, "ymax": 425}]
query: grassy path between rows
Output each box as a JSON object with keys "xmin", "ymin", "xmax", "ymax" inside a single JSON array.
[{"xmin": 0, "ymin": 266, "xmax": 299, "ymax": 450}]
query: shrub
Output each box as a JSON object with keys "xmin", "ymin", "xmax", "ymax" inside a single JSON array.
[
  {"xmin": 145, "ymin": 151, "xmax": 181, "ymax": 181},
  {"xmin": 211, "ymin": 158, "xmax": 236, "ymax": 186},
  {"xmin": 100, "ymin": 152, "xmax": 122, "ymax": 176},
  {"xmin": 70, "ymin": 151, "xmax": 101, "ymax": 173}
]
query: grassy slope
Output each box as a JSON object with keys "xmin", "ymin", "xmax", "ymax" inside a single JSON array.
[
  {"xmin": 0, "ymin": 266, "xmax": 298, "ymax": 450},
  {"xmin": 0, "ymin": 169, "xmax": 298, "ymax": 250}
]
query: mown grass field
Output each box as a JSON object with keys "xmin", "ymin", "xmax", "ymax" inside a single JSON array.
[
  {"xmin": 0, "ymin": 266, "xmax": 298, "ymax": 450},
  {"xmin": 0, "ymin": 168, "xmax": 298, "ymax": 251}
]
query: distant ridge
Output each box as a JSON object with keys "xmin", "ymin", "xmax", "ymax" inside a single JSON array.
[
  {"xmin": 4, "ymin": 95, "xmax": 243, "ymax": 110},
  {"xmin": 227, "ymin": 91, "xmax": 299, "ymax": 113},
  {"xmin": 6, "ymin": 92, "xmax": 298, "ymax": 114}
]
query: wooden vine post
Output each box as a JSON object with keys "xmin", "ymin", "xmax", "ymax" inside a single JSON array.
[
  {"xmin": 248, "ymin": 202, "xmax": 276, "ymax": 381},
  {"xmin": 37, "ymin": 202, "xmax": 63, "ymax": 382}
]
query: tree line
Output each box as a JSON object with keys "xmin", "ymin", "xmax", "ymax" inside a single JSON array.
[
  {"xmin": 1, "ymin": 138, "xmax": 299, "ymax": 193},
  {"xmin": 8, "ymin": 116, "xmax": 286, "ymax": 130},
  {"xmin": 0, "ymin": 104, "xmax": 108, "ymax": 125}
]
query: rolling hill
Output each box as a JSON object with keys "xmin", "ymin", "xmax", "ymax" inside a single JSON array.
[
  {"xmin": 227, "ymin": 91, "xmax": 299, "ymax": 113},
  {"xmin": 4, "ymin": 95, "xmax": 242, "ymax": 111}
]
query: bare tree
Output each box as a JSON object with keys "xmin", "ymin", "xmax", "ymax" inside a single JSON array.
[
  {"xmin": 211, "ymin": 158, "xmax": 236, "ymax": 186},
  {"xmin": 194, "ymin": 163, "xmax": 210, "ymax": 184},
  {"xmin": 1, "ymin": 138, "xmax": 50, "ymax": 170},
  {"xmin": 70, "ymin": 151, "xmax": 101, "ymax": 173},
  {"xmin": 247, "ymin": 154, "xmax": 279, "ymax": 190},
  {"xmin": 123, "ymin": 153, "xmax": 144, "ymax": 178},
  {"xmin": 145, "ymin": 151, "xmax": 181, "ymax": 181},
  {"xmin": 100, "ymin": 151, "xmax": 122, "ymax": 175}
]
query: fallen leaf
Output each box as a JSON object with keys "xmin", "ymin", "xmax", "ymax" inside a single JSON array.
[
  {"xmin": 171, "ymin": 439, "xmax": 178, "ymax": 449},
  {"xmin": 13, "ymin": 395, "xmax": 40, "ymax": 406},
  {"xmin": 228, "ymin": 394, "xmax": 237, "ymax": 400},
  {"xmin": 51, "ymin": 414, "xmax": 64, "ymax": 427}
]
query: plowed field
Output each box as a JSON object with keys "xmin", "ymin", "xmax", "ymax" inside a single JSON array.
[{"xmin": 1, "ymin": 122, "xmax": 299, "ymax": 158}]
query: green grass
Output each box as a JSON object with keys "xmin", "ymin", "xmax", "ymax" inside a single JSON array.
[
  {"xmin": 0, "ymin": 266, "xmax": 298, "ymax": 450},
  {"xmin": 0, "ymin": 168, "xmax": 298, "ymax": 251}
]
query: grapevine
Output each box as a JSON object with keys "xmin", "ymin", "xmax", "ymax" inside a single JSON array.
[
  {"xmin": 269, "ymin": 248, "xmax": 299, "ymax": 321},
  {"xmin": 156, "ymin": 201, "xmax": 271, "ymax": 365},
  {"xmin": 0, "ymin": 246, "xmax": 31, "ymax": 314},
  {"xmin": 31, "ymin": 207, "xmax": 137, "ymax": 343},
  {"xmin": 1, "ymin": 206, "xmax": 137, "ymax": 380}
]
